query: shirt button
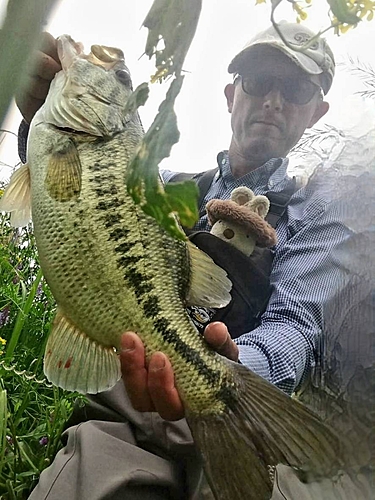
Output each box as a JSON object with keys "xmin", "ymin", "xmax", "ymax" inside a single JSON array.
[{"xmin": 269, "ymin": 180, "xmax": 274, "ymax": 188}]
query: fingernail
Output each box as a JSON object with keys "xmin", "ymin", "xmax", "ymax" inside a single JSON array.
[
  {"xmin": 121, "ymin": 334, "xmax": 135, "ymax": 352},
  {"xmin": 151, "ymin": 355, "xmax": 165, "ymax": 372}
]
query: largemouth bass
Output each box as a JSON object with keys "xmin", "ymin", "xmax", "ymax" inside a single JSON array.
[{"xmin": 0, "ymin": 35, "xmax": 348, "ymax": 499}]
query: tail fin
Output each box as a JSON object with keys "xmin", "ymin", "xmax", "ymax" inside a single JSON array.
[{"xmin": 187, "ymin": 361, "xmax": 347, "ymax": 500}]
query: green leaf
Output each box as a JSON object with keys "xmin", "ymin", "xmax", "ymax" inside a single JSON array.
[
  {"xmin": 164, "ymin": 180, "xmax": 199, "ymax": 228},
  {"xmin": 142, "ymin": 188, "xmax": 187, "ymax": 240},
  {"xmin": 327, "ymin": 0, "xmax": 361, "ymax": 24},
  {"xmin": 125, "ymin": 0, "xmax": 203, "ymax": 239},
  {"xmin": 127, "ymin": 76, "xmax": 198, "ymax": 240},
  {"xmin": 123, "ymin": 82, "xmax": 150, "ymax": 115},
  {"xmin": 143, "ymin": 0, "xmax": 202, "ymax": 80}
]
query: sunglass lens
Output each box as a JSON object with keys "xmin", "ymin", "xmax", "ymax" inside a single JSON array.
[
  {"xmin": 285, "ymin": 80, "xmax": 316, "ymax": 105},
  {"xmin": 242, "ymin": 75, "xmax": 273, "ymax": 97},
  {"xmin": 241, "ymin": 75, "xmax": 318, "ymax": 105}
]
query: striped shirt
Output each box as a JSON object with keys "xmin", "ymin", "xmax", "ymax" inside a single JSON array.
[{"xmin": 162, "ymin": 151, "xmax": 351, "ymax": 394}]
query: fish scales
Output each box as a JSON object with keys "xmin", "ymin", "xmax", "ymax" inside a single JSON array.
[
  {"xmin": 0, "ymin": 35, "xmax": 352, "ymax": 500},
  {"xmin": 29, "ymin": 113, "xmax": 233, "ymax": 413}
]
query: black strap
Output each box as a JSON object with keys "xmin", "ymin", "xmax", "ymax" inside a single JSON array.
[
  {"xmin": 169, "ymin": 168, "xmax": 297, "ymax": 229},
  {"xmin": 265, "ymin": 177, "xmax": 297, "ymax": 228}
]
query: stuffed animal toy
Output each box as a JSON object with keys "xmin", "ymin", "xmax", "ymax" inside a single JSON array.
[{"xmin": 206, "ymin": 186, "xmax": 277, "ymax": 256}]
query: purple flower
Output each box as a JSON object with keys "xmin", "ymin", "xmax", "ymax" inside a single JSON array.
[
  {"xmin": 39, "ymin": 436, "xmax": 48, "ymax": 446},
  {"xmin": 0, "ymin": 306, "xmax": 10, "ymax": 327}
]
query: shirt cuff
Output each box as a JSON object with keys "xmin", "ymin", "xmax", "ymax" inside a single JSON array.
[
  {"xmin": 237, "ymin": 344, "xmax": 271, "ymax": 382},
  {"xmin": 18, "ymin": 119, "xmax": 30, "ymax": 164}
]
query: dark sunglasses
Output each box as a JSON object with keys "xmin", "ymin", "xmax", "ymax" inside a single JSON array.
[{"xmin": 239, "ymin": 74, "xmax": 322, "ymax": 105}]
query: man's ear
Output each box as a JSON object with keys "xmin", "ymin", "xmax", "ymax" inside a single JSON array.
[
  {"xmin": 224, "ymin": 83, "xmax": 235, "ymax": 113},
  {"xmin": 308, "ymin": 100, "xmax": 329, "ymax": 128}
]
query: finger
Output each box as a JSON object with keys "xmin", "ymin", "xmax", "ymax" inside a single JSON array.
[
  {"xmin": 15, "ymin": 75, "xmax": 51, "ymax": 123},
  {"xmin": 20, "ymin": 75, "xmax": 52, "ymax": 101},
  {"xmin": 120, "ymin": 332, "xmax": 155, "ymax": 412},
  {"xmin": 38, "ymin": 32, "xmax": 60, "ymax": 63},
  {"xmin": 26, "ymin": 32, "xmax": 61, "ymax": 82},
  {"xmin": 204, "ymin": 322, "xmax": 239, "ymax": 362},
  {"xmin": 148, "ymin": 353, "xmax": 185, "ymax": 421},
  {"xmin": 15, "ymin": 94, "xmax": 45, "ymax": 124},
  {"xmin": 28, "ymin": 49, "xmax": 62, "ymax": 81}
]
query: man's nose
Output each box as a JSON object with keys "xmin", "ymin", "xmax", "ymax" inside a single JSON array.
[{"xmin": 263, "ymin": 88, "xmax": 284, "ymax": 112}]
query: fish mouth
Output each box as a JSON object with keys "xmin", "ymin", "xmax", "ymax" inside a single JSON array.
[{"xmin": 50, "ymin": 124, "xmax": 90, "ymax": 135}]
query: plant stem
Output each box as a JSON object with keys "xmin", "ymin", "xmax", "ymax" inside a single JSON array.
[
  {"xmin": 0, "ymin": 390, "xmax": 7, "ymax": 477},
  {"xmin": 4, "ymin": 268, "xmax": 43, "ymax": 360}
]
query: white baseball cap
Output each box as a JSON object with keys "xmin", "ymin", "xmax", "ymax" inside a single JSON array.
[{"xmin": 228, "ymin": 22, "xmax": 335, "ymax": 94}]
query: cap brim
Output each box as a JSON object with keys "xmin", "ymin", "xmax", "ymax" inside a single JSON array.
[{"xmin": 228, "ymin": 41, "xmax": 323, "ymax": 76}]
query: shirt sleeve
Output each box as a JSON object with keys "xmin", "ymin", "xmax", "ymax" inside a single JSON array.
[
  {"xmin": 235, "ymin": 192, "xmax": 352, "ymax": 395},
  {"xmin": 159, "ymin": 169, "xmax": 180, "ymax": 184}
]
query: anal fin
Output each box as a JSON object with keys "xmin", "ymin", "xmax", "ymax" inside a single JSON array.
[{"xmin": 44, "ymin": 309, "xmax": 121, "ymax": 394}]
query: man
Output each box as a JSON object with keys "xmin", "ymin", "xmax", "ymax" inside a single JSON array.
[{"xmin": 19, "ymin": 22, "xmax": 348, "ymax": 500}]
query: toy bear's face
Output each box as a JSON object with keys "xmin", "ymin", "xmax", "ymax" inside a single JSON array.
[{"xmin": 210, "ymin": 220, "xmax": 256, "ymax": 256}]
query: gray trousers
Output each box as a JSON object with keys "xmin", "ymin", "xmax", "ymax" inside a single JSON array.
[
  {"xmin": 29, "ymin": 381, "xmax": 374, "ymax": 500},
  {"xmin": 29, "ymin": 381, "xmax": 211, "ymax": 500}
]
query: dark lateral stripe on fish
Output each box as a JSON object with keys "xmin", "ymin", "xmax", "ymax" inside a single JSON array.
[
  {"xmin": 215, "ymin": 381, "xmax": 238, "ymax": 411},
  {"xmin": 89, "ymin": 174, "xmax": 116, "ymax": 184},
  {"xmin": 104, "ymin": 217, "xmax": 223, "ymax": 390},
  {"xmin": 88, "ymin": 175, "xmax": 223, "ymax": 392},
  {"xmin": 114, "ymin": 241, "xmax": 134, "ymax": 254},
  {"xmin": 105, "ymin": 214, "xmax": 123, "ymax": 228},
  {"xmin": 153, "ymin": 317, "xmax": 221, "ymax": 386},
  {"xmin": 96, "ymin": 198, "xmax": 123, "ymax": 210},
  {"xmin": 109, "ymin": 227, "xmax": 130, "ymax": 240},
  {"xmin": 118, "ymin": 255, "xmax": 141, "ymax": 266},
  {"xmin": 124, "ymin": 268, "xmax": 153, "ymax": 298},
  {"xmin": 88, "ymin": 162, "xmax": 104, "ymax": 172},
  {"xmin": 94, "ymin": 185, "xmax": 119, "ymax": 197},
  {"xmin": 142, "ymin": 295, "xmax": 161, "ymax": 318}
]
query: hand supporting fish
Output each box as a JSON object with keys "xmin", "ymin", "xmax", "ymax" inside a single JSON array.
[
  {"xmin": 121, "ymin": 323, "xmax": 239, "ymax": 421},
  {"xmin": 0, "ymin": 35, "xmax": 350, "ymax": 500},
  {"xmin": 16, "ymin": 32, "xmax": 61, "ymax": 125}
]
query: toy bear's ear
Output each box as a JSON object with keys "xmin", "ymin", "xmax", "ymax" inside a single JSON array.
[
  {"xmin": 231, "ymin": 186, "xmax": 254, "ymax": 206},
  {"xmin": 248, "ymin": 196, "xmax": 270, "ymax": 219}
]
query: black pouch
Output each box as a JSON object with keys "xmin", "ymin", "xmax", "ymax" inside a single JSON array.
[{"xmin": 188, "ymin": 232, "xmax": 273, "ymax": 339}]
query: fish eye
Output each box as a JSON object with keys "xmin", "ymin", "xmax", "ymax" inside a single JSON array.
[{"xmin": 115, "ymin": 69, "xmax": 132, "ymax": 87}]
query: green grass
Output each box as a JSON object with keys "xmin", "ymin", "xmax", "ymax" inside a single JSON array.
[{"xmin": 0, "ymin": 209, "xmax": 81, "ymax": 499}]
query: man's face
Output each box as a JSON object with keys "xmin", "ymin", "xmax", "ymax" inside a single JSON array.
[{"xmin": 225, "ymin": 46, "xmax": 329, "ymax": 165}]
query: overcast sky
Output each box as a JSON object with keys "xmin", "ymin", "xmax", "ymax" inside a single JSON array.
[{"xmin": 1, "ymin": 0, "xmax": 374, "ymax": 179}]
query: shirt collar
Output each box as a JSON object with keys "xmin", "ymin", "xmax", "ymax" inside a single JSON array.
[{"xmin": 216, "ymin": 151, "xmax": 290, "ymax": 192}]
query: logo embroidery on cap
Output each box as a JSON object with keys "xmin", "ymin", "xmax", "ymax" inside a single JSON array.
[{"xmin": 294, "ymin": 32, "xmax": 318, "ymax": 50}]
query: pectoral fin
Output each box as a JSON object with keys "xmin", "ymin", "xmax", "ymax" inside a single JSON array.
[
  {"xmin": 0, "ymin": 163, "xmax": 31, "ymax": 227},
  {"xmin": 186, "ymin": 240, "xmax": 232, "ymax": 308},
  {"xmin": 44, "ymin": 309, "xmax": 121, "ymax": 394},
  {"xmin": 45, "ymin": 140, "xmax": 82, "ymax": 202}
]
